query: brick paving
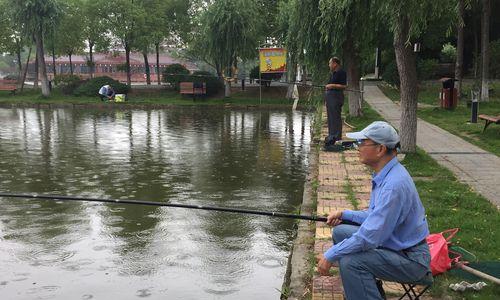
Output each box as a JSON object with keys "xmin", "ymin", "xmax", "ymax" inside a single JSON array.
[
  {"xmin": 311, "ymin": 109, "xmax": 372, "ymax": 300},
  {"xmin": 311, "ymin": 106, "xmax": 413, "ymax": 300}
]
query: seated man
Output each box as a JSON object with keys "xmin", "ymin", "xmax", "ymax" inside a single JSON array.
[
  {"xmin": 317, "ymin": 121, "xmax": 432, "ymax": 300},
  {"xmin": 98, "ymin": 84, "xmax": 115, "ymax": 101}
]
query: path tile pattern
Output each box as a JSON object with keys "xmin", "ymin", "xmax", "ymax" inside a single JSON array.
[
  {"xmin": 364, "ymin": 83, "xmax": 500, "ymax": 208},
  {"xmin": 312, "ymin": 109, "xmax": 371, "ymax": 300},
  {"xmin": 311, "ymin": 107, "xmax": 413, "ymax": 300}
]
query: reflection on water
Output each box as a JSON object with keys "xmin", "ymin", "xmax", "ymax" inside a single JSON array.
[{"xmin": 0, "ymin": 107, "xmax": 311, "ymax": 299}]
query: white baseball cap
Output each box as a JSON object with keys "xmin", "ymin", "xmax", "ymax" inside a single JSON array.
[{"xmin": 346, "ymin": 121, "xmax": 400, "ymax": 149}]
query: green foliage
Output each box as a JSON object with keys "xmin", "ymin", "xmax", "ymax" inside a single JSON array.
[
  {"xmin": 52, "ymin": 1, "xmax": 85, "ymax": 60},
  {"xmin": 9, "ymin": 0, "xmax": 60, "ymax": 36},
  {"xmin": 2, "ymin": 74, "xmax": 19, "ymax": 81},
  {"xmin": 249, "ymin": 66, "xmax": 259, "ymax": 79},
  {"xmin": 54, "ymin": 74, "xmax": 81, "ymax": 86},
  {"xmin": 417, "ymin": 59, "xmax": 439, "ymax": 80},
  {"xmin": 185, "ymin": 71, "xmax": 223, "ymax": 96},
  {"xmin": 490, "ymin": 39, "xmax": 500, "ymax": 79},
  {"xmin": 381, "ymin": 59, "xmax": 400, "ymax": 86},
  {"xmin": 72, "ymin": 76, "xmax": 130, "ymax": 97},
  {"xmin": 161, "ymin": 63, "xmax": 190, "ymax": 90},
  {"xmin": 440, "ymin": 43, "xmax": 457, "ymax": 63},
  {"xmin": 81, "ymin": 0, "xmax": 111, "ymax": 51},
  {"xmin": 190, "ymin": 0, "xmax": 262, "ymax": 76}
]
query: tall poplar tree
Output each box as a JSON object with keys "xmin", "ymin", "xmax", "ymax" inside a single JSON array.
[{"xmin": 10, "ymin": 0, "xmax": 60, "ymax": 96}]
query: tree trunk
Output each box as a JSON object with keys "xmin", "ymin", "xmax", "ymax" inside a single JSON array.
[
  {"xmin": 143, "ymin": 52, "xmax": 151, "ymax": 85},
  {"xmin": 455, "ymin": 0, "xmax": 465, "ymax": 99},
  {"xmin": 69, "ymin": 53, "xmax": 73, "ymax": 75},
  {"xmin": 20, "ymin": 46, "xmax": 32, "ymax": 92},
  {"xmin": 125, "ymin": 44, "xmax": 131, "ymax": 86},
  {"xmin": 35, "ymin": 30, "xmax": 50, "ymax": 97},
  {"xmin": 286, "ymin": 56, "xmax": 297, "ymax": 99},
  {"xmin": 344, "ymin": 37, "xmax": 362, "ymax": 117},
  {"xmin": 473, "ymin": 20, "xmax": 479, "ymax": 78},
  {"xmin": 155, "ymin": 43, "xmax": 161, "ymax": 85},
  {"xmin": 51, "ymin": 41, "xmax": 56, "ymax": 79},
  {"xmin": 480, "ymin": 0, "xmax": 490, "ymax": 101},
  {"xmin": 286, "ymin": 64, "xmax": 297, "ymax": 99},
  {"xmin": 89, "ymin": 41, "xmax": 94, "ymax": 78},
  {"xmin": 394, "ymin": 16, "xmax": 418, "ymax": 153},
  {"xmin": 224, "ymin": 80, "xmax": 231, "ymax": 97},
  {"xmin": 16, "ymin": 41, "xmax": 22, "ymax": 82},
  {"xmin": 34, "ymin": 48, "xmax": 39, "ymax": 88}
]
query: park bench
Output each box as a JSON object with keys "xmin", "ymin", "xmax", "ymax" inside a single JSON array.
[
  {"xmin": 478, "ymin": 114, "xmax": 500, "ymax": 132},
  {"xmin": 0, "ymin": 79, "xmax": 17, "ymax": 94},
  {"xmin": 179, "ymin": 82, "xmax": 206, "ymax": 99}
]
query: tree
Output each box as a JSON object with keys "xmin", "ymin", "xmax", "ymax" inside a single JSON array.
[
  {"xmin": 81, "ymin": 0, "xmax": 110, "ymax": 78},
  {"xmin": 455, "ymin": 0, "xmax": 465, "ymax": 98},
  {"xmin": 9, "ymin": 0, "xmax": 60, "ymax": 97},
  {"xmin": 136, "ymin": 0, "xmax": 190, "ymax": 85},
  {"xmin": 276, "ymin": 0, "xmax": 303, "ymax": 99},
  {"xmin": 480, "ymin": 0, "xmax": 490, "ymax": 101},
  {"xmin": 317, "ymin": 0, "xmax": 376, "ymax": 117},
  {"xmin": 191, "ymin": 0, "xmax": 262, "ymax": 97},
  {"xmin": 379, "ymin": 0, "xmax": 453, "ymax": 153},
  {"xmin": 53, "ymin": 0, "xmax": 85, "ymax": 75},
  {"xmin": 108, "ymin": 0, "xmax": 145, "ymax": 86},
  {"xmin": 0, "ymin": 0, "xmax": 26, "ymax": 80}
]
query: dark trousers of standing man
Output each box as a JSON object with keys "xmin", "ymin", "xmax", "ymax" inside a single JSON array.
[{"xmin": 325, "ymin": 90, "xmax": 344, "ymax": 145}]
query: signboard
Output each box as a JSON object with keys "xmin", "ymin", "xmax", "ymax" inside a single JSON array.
[{"xmin": 259, "ymin": 48, "xmax": 287, "ymax": 73}]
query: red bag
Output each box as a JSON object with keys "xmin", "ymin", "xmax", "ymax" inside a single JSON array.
[{"xmin": 426, "ymin": 228, "xmax": 460, "ymax": 276}]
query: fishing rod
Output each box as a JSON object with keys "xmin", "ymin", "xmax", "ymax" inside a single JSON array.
[{"xmin": 0, "ymin": 192, "xmax": 329, "ymax": 222}]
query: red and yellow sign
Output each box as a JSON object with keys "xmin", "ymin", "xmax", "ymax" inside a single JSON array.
[{"xmin": 259, "ymin": 48, "xmax": 287, "ymax": 73}]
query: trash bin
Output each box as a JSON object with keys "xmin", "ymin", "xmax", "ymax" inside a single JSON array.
[{"xmin": 439, "ymin": 77, "xmax": 457, "ymax": 109}]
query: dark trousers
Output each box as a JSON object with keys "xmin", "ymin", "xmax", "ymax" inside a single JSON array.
[{"xmin": 325, "ymin": 91, "xmax": 344, "ymax": 144}]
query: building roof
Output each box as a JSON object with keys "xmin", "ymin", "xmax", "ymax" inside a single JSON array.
[{"xmin": 40, "ymin": 52, "xmax": 198, "ymax": 69}]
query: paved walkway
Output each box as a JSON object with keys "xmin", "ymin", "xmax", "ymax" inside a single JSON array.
[{"xmin": 364, "ymin": 83, "xmax": 500, "ymax": 208}]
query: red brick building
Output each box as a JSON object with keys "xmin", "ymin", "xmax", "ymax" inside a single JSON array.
[{"xmin": 30, "ymin": 52, "xmax": 198, "ymax": 83}]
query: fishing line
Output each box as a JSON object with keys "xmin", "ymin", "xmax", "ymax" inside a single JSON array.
[{"xmin": 161, "ymin": 73, "xmax": 364, "ymax": 93}]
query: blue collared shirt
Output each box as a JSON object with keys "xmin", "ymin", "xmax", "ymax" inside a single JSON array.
[{"xmin": 324, "ymin": 156, "xmax": 429, "ymax": 262}]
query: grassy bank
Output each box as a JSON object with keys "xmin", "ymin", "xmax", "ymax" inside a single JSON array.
[
  {"xmin": 0, "ymin": 85, "xmax": 314, "ymax": 107},
  {"xmin": 347, "ymin": 104, "xmax": 500, "ymax": 300},
  {"xmin": 379, "ymin": 82, "xmax": 500, "ymax": 157}
]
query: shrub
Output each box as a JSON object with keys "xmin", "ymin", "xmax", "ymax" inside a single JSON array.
[
  {"xmin": 72, "ymin": 76, "xmax": 130, "ymax": 97},
  {"xmin": 417, "ymin": 59, "xmax": 439, "ymax": 80},
  {"xmin": 162, "ymin": 63, "xmax": 190, "ymax": 90},
  {"xmin": 381, "ymin": 59, "xmax": 400, "ymax": 86},
  {"xmin": 250, "ymin": 65, "xmax": 259, "ymax": 79},
  {"xmin": 490, "ymin": 39, "xmax": 500, "ymax": 79},
  {"xmin": 54, "ymin": 74, "xmax": 81, "ymax": 86},
  {"xmin": 185, "ymin": 70, "xmax": 223, "ymax": 96},
  {"xmin": 440, "ymin": 43, "xmax": 456, "ymax": 63},
  {"xmin": 3, "ymin": 74, "xmax": 19, "ymax": 81}
]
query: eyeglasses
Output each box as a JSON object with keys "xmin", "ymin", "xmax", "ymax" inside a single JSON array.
[{"xmin": 354, "ymin": 140, "xmax": 380, "ymax": 149}]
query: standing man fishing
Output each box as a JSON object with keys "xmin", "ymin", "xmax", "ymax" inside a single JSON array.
[
  {"xmin": 324, "ymin": 57, "xmax": 347, "ymax": 150},
  {"xmin": 317, "ymin": 121, "xmax": 432, "ymax": 299}
]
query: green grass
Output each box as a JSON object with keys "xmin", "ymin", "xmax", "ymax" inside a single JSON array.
[
  {"xmin": 0, "ymin": 87, "xmax": 299, "ymax": 107},
  {"xmin": 379, "ymin": 81, "xmax": 500, "ymax": 157},
  {"xmin": 346, "ymin": 103, "xmax": 500, "ymax": 300},
  {"xmin": 379, "ymin": 81, "xmax": 500, "ymax": 105}
]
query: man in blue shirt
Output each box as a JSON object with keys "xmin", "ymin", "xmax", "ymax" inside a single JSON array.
[{"xmin": 317, "ymin": 121, "xmax": 432, "ymax": 300}]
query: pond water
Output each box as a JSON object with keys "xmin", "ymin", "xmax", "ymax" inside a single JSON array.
[{"xmin": 0, "ymin": 107, "xmax": 312, "ymax": 299}]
